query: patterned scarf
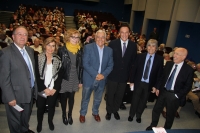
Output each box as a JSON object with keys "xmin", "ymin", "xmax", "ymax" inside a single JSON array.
[
  {"xmin": 66, "ymin": 42, "xmax": 80, "ymax": 54},
  {"xmin": 38, "ymin": 52, "xmax": 61, "ymax": 80}
]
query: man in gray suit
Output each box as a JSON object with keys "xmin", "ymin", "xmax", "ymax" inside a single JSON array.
[
  {"xmin": 79, "ymin": 30, "xmax": 113, "ymax": 123},
  {"xmin": 0, "ymin": 26, "xmax": 38, "ymax": 133}
]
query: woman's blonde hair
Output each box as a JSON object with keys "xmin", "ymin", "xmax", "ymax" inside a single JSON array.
[
  {"xmin": 43, "ymin": 37, "xmax": 57, "ymax": 53},
  {"xmin": 64, "ymin": 28, "xmax": 81, "ymax": 44}
]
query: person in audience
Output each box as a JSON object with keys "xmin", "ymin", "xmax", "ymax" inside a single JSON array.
[
  {"xmin": 30, "ymin": 38, "xmax": 43, "ymax": 53},
  {"xmin": 158, "ymin": 43, "xmax": 166, "ymax": 52},
  {"xmin": 28, "ymin": 30, "xmax": 37, "ymax": 44},
  {"xmin": 0, "ymin": 26, "xmax": 37, "ymax": 133},
  {"xmin": 35, "ymin": 37, "xmax": 62, "ymax": 132},
  {"xmin": 128, "ymin": 39, "xmax": 163, "ymax": 123},
  {"xmin": 79, "ymin": 30, "xmax": 113, "ymax": 123},
  {"xmin": 149, "ymin": 27, "xmax": 159, "ymax": 41},
  {"xmin": 55, "ymin": 36, "xmax": 64, "ymax": 49},
  {"xmin": 137, "ymin": 40, "xmax": 145, "ymax": 53},
  {"xmin": 105, "ymin": 24, "xmax": 137, "ymax": 121},
  {"xmin": 169, "ymin": 47, "xmax": 178, "ymax": 58},
  {"xmin": 1, "ymin": 24, "xmax": 9, "ymax": 33},
  {"xmin": 163, "ymin": 53, "xmax": 171, "ymax": 66},
  {"xmin": 78, "ymin": 23, "xmax": 86, "ymax": 33},
  {"xmin": 146, "ymin": 48, "xmax": 194, "ymax": 130},
  {"xmin": 0, "ymin": 31, "xmax": 13, "ymax": 46},
  {"xmin": 57, "ymin": 29, "xmax": 83, "ymax": 125}
]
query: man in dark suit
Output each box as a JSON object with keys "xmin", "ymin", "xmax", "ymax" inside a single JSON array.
[
  {"xmin": 79, "ymin": 30, "xmax": 113, "ymax": 123},
  {"xmin": 146, "ymin": 48, "xmax": 194, "ymax": 130},
  {"xmin": 128, "ymin": 39, "xmax": 163, "ymax": 123},
  {"xmin": 0, "ymin": 26, "xmax": 38, "ymax": 133},
  {"xmin": 105, "ymin": 24, "xmax": 137, "ymax": 120}
]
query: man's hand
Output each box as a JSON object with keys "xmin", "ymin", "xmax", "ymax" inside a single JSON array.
[
  {"xmin": 96, "ymin": 74, "xmax": 104, "ymax": 81},
  {"xmin": 156, "ymin": 89, "xmax": 159, "ymax": 96},
  {"xmin": 9, "ymin": 100, "xmax": 16, "ymax": 106},
  {"xmin": 151, "ymin": 87, "xmax": 156, "ymax": 93},
  {"xmin": 44, "ymin": 88, "xmax": 51, "ymax": 96},
  {"xmin": 50, "ymin": 89, "xmax": 56, "ymax": 96}
]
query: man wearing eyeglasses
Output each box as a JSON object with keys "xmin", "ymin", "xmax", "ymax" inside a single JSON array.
[
  {"xmin": 0, "ymin": 26, "xmax": 38, "ymax": 133},
  {"xmin": 79, "ymin": 30, "xmax": 113, "ymax": 123}
]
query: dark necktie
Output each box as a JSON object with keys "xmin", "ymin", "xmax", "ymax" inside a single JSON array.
[
  {"xmin": 143, "ymin": 56, "xmax": 152, "ymax": 80},
  {"xmin": 166, "ymin": 65, "xmax": 178, "ymax": 90},
  {"xmin": 122, "ymin": 43, "xmax": 126, "ymax": 57},
  {"xmin": 21, "ymin": 49, "xmax": 34, "ymax": 88}
]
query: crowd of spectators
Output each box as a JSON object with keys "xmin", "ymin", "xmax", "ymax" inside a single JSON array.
[{"xmin": 0, "ymin": 4, "xmax": 66, "ymax": 53}]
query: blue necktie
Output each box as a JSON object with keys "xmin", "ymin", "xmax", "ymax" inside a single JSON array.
[
  {"xmin": 21, "ymin": 49, "xmax": 34, "ymax": 88},
  {"xmin": 166, "ymin": 65, "xmax": 178, "ymax": 90},
  {"xmin": 143, "ymin": 56, "xmax": 152, "ymax": 80},
  {"xmin": 122, "ymin": 43, "xmax": 126, "ymax": 57}
]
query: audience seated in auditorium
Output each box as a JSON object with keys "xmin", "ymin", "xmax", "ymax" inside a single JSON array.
[{"xmin": 30, "ymin": 38, "xmax": 43, "ymax": 53}]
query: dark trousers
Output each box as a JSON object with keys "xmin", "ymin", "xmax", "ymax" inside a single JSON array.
[
  {"xmin": 129, "ymin": 82, "xmax": 149, "ymax": 118},
  {"xmin": 151, "ymin": 90, "xmax": 179, "ymax": 129},
  {"xmin": 37, "ymin": 90, "xmax": 59, "ymax": 126},
  {"xmin": 106, "ymin": 80, "xmax": 127, "ymax": 113},
  {"xmin": 60, "ymin": 92, "xmax": 75, "ymax": 115},
  {"xmin": 5, "ymin": 89, "xmax": 34, "ymax": 133}
]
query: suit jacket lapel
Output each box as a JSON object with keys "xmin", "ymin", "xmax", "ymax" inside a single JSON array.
[
  {"xmin": 117, "ymin": 40, "xmax": 122, "ymax": 58},
  {"xmin": 93, "ymin": 43, "xmax": 100, "ymax": 64},
  {"xmin": 11, "ymin": 44, "xmax": 29, "ymax": 70}
]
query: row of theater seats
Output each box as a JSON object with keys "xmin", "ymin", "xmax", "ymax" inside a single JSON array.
[{"xmin": 74, "ymin": 9, "xmax": 119, "ymax": 26}]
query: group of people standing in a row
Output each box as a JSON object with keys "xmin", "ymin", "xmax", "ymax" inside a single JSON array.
[{"xmin": 0, "ymin": 24, "xmax": 194, "ymax": 133}]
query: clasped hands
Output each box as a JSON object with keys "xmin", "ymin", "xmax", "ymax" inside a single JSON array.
[
  {"xmin": 96, "ymin": 74, "xmax": 104, "ymax": 81},
  {"xmin": 44, "ymin": 88, "xmax": 56, "ymax": 96}
]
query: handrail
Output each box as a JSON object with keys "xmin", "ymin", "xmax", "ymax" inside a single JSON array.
[{"xmin": 0, "ymin": 11, "xmax": 14, "ymax": 13}]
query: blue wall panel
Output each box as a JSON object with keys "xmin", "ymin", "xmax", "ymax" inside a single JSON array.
[{"xmin": 175, "ymin": 22, "xmax": 200, "ymax": 63}]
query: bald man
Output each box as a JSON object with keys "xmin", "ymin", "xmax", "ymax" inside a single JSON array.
[{"xmin": 146, "ymin": 48, "xmax": 194, "ymax": 130}]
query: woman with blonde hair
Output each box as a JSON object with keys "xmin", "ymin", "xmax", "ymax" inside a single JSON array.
[
  {"xmin": 57, "ymin": 28, "xmax": 83, "ymax": 125},
  {"xmin": 35, "ymin": 37, "xmax": 62, "ymax": 132}
]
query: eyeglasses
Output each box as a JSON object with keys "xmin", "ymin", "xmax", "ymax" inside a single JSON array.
[
  {"xmin": 14, "ymin": 33, "xmax": 28, "ymax": 37},
  {"xmin": 70, "ymin": 36, "xmax": 80, "ymax": 40}
]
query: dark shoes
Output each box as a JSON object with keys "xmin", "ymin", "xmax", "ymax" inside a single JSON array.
[
  {"xmin": 36, "ymin": 123, "xmax": 42, "ymax": 133},
  {"xmin": 114, "ymin": 112, "xmax": 120, "ymax": 120},
  {"xmin": 92, "ymin": 114, "xmax": 101, "ymax": 122},
  {"xmin": 105, "ymin": 113, "xmax": 111, "ymax": 120},
  {"xmin": 62, "ymin": 115, "xmax": 68, "ymax": 125},
  {"xmin": 120, "ymin": 103, "xmax": 126, "ymax": 110},
  {"xmin": 195, "ymin": 111, "xmax": 200, "ymax": 118},
  {"xmin": 136, "ymin": 118, "xmax": 141, "ymax": 123},
  {"xmin": 162, "ymin": 111, "xmax": 166, "ymax": 118},
  {"xmin": 48, "ymin": 120, "xmax": 54, "ymax": 131},
  {"xmin": 24, "ymin": 129, "xmax": 35, "ymax": 133},
  {"xmin": 175, "ymin": 112, "xmax": 180, "ymax": 119},
  {"xmin": 146, "ymin": 126, "xmax": 153, "ymax": 131},
  {"xmin": 79, "ymin": 115, "xmax": 85, "ymax": 123},
  {"xmin": 68, "ymin": 113, "xmax": 73, "ymax": 125},
  {"xmin": 128, "ymin": 116, "xmax": 133, "ymax": 122}
]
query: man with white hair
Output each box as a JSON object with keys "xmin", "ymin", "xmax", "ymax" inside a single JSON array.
[
  {"xmin": 79, "ymin": 30, "xmax": 113, "ymax": 123},
  {"xmin": 128, "ymin": 39, "xmax": 163, "ymax": 123}
]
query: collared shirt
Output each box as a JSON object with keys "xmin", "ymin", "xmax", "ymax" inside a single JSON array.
[
  {"xmin": 96, "ymin": 44, "xmax": 104, "ymax": 73},
  {"xmin": 141, "ymin": 53, "xmax": 155, "ymax": 83},
  {"xmin": 14, "ymin": 43, "xmax": 35, "ymax": 81},
  {"xmin": 165, "ymin": 61, "xmax": 184, "ymax": 90},
  {"xmin": 120, "ymin": 39, "xmax": 128, "ymax": 53}
]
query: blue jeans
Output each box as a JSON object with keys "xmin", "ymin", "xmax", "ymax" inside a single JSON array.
[{"xmin": 80, "ymin": 80, "xmax": 104, "ymax": 116}]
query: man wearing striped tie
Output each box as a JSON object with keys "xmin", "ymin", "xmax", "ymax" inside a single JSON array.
[{"xmin": 146, "ymin": 48, "xmax": 193, "ymax": 130}]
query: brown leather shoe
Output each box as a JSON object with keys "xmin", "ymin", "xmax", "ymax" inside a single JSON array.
[
  {"xmin": 175, "ymin": 112, "xmax": 180, "ymax": 119},
  {"xmin": 92, "ymin": 114, "xmax": 101, "ymax": 122},
  {"xmin": 79, "ymin": 115, "xmax": 85, "ymax": 123},
  {"xmin": 162, "ymin": 111, "xmax": 166, "ymax": 118}
]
